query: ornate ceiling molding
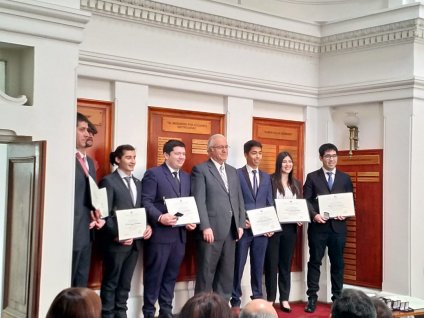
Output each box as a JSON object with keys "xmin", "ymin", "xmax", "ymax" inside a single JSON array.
[
  {"xmin": 80, "ymin": 0, "xmax": 424, "ymax": 55},
  {"xmin": 80, "ymin": 0, "xmax": 321, "ymax": 55}
]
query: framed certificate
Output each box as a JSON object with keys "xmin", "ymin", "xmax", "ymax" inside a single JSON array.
[
  {"xmin": 115, "ymin": 208, "xmax": 147, "ymax": 241},
  {"xmin": 165, "ymin": 196, "xmax": 200, "ymax": 226},
  {"xmin": 246, "ymin": 206, "xmax": 282, "ymax": 236},
  {"xmin": 275, "ymin": 198, "xmax": 310, "ymax": 223},
  {"xmin": 88, "ymin": 175, "xmax": 109, "ymax": 218},
  {"xmin": 318, "ymin": 192, "xmax": 355, "ymax": 218}
]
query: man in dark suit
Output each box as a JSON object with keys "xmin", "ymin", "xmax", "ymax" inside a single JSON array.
[
  {"xmin": 99, "ymin": 144, "xmax": 152, "ymax": 318},
  {"xmin": 73, "ymin": 112, "xmax": 104, "ymax": 287},
  {"xmin": 191, "ymin": 134, "xmax": 246, "ymax": 302},
  {"xmin": 230, "ymin": 140, "xmax": 273, "ymax": 313},
  {"xmin": 142, "ymin": 140, "xmax": 196, "ymax": 318},
  {"xmin": 303, "ymin": 143, "xmax": 353, "ymax": 313}
]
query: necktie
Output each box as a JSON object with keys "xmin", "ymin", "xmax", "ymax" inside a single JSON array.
[
  {"xmin": 219, "ymin": 165, "xmax": 229, "ymax": 191},
  {"xmin": 172, "ymin": 171, "xmax": 181, "ymax": 195},
  {"xmin": 327, "ymin": 172, "xmax": 334, "ymax": 190},
  {"xmin": 124, "ymin": 176, "xmax": 135, "ymax": 205},
  {"xmin": 76, "ymin": 152, "xmax": 89, "ymax": 176},
  {"xmin": 252, "ymin": 169, "xmax": 258, "ymax": 197}
]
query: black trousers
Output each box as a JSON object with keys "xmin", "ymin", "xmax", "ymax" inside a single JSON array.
[
  {"xmin": 264, "ymin": 224, "xmax": 297, "ymax": 302},
  {"xmin": 100, "ymin": 247, "xmax": 139, "ymax": 318},
  {"xmin": 306, "ymin": 228, "xmax": 346, "ymax": 300},
  {"xmin": 72, "ymin": 243, "xmax": 92, "ymax": 287}
]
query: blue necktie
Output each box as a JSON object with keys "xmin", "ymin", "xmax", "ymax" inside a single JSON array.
[{"xmin": 327, "ymin": 172, "xmax": 334, "ymax": 190}]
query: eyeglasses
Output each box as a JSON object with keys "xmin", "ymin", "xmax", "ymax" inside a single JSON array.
[
  {"xmin": 323, "ymin": 154, "xmax": 338, "ymax": 159},
  {"xmin": 212, "ymin": 145, "xmax": 230, "ymax": 150}
]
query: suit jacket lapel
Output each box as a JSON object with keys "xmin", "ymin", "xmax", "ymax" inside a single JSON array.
[
  {"xmin": 161, "ymin": 164, "xmax": 180, "ymax": 197},
  {"xmin": 241, "ymin": 166, "xmax": 255, "ymax": 198},
  {"xmin": 318, "ymin": 169, "xmax": 332, "ymax": 193},
  {"xmin": 111, "ymin": 170, "xmax": 135, "ymax": 207}
]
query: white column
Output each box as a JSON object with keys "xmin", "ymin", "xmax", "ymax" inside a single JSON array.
[
  {"xmin": 382, "ymin": 99, "xmax": 413, "ymax": 295},
  {"xmin": 225, "ymin": 96, "xmax": 253, "ymax": 168},
  {"xmin": 114, "ymin": 82, "xmax": 149, "ymax": 179},
  {"xmin": 410, "ymin": 99, "xmax": 424, "ymax": 298}
]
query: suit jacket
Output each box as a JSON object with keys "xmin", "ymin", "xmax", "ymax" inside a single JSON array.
[
  {"xmin": 238, "ymin": 166, "xmax": 273, "ymax": 211},
  {"xmin": 141, "ymin": 163, "xmax": 190, "ymax": 244},
  {"xmin": 99, "ymin": 170, "xmax": 143, "ymax": 252},
  {"xmin": 73, "ymin": 155, "xmax": 96, "ymax": 251},
  {"xmin": 303, "ymin": 168, "xmax": 353, "ymax": 233},
  {"xmin": 191, "ymin": 159, "xmax": 246, "ymax": 241}
]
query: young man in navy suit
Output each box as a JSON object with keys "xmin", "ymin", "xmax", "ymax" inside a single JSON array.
[
  {"xmin": 230, "ymin": 140, "xmax": 274, "ymax": 315},
  {"xmin": 142, "ymin": 140, "xmax": 196, "ymax": 318},
  {"xmin": 303, "ymin": 143, "xmax": 353, "ymax": 313}
]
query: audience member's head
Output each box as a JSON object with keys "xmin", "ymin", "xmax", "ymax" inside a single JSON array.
[
  {"xmin": 331, "ymin": 289, "xmax": 377, "ymax": 318},
  {"xmin": 240, "ymin": 299, "xmax": 278, "ymax": 318},
  {"xmin": 371, "ymin": 298, "xmax": 392, "ymax": 318},
  {"xmin": 46, "ymin": 287, "xmax": 101, "ymax": 318},
  {"xmin": 178, "ymin": 292, "xmax": 231, "ymax": 318}
]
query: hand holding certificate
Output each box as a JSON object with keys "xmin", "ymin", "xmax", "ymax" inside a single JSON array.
[
  {"xmin": 88, "ymin": 175, "xmax": 109, "ymax": 218},
  {"xmin": 115, "ymin": 208, "xmax": 147, "ymax": 241},
  {"xmin": 275, "ymin": 198, "xmax": 310, "ymax": 223},
  {"xmin": 164, "ymin": 196, "xmax": 200, "ymax": 226},
  {"xmin": 318, "ymin": 192, "xmax": 355, "ymax": 218},
  {"xmin": 246, "ymin": 206, "xmax": 282, "ymax": 236}
]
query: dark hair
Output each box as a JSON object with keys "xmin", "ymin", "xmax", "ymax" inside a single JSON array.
[
  {"xmin": 243, "ymin": 140, "xmax": 262, "ymax": 154},
  {"xmin": 371, "ymin": 298, "xmax": 392, "ymax": 318},
  {"xmin": 77, "ymin": 112, "xmax": 89, "ymax": 126},
  {"xmin": 163, "ymin": 139, "xmax": 185, "ymax": 155},
  {"xmin": 331, "ymin": 289, "xmax": 377, "ymax": 318},
  {"xmin": 87, "ymin": 121, "xmax": 98, "ymax": 135},
  {"xmin": 46, "ymin": 287, "xmax": 101, "ymax": 318},
  {"xmin": 319, "ymin": 143, "xmax": 338, "ymax": 157},
  {"xmin": 179, "ymin": 292, "xmax": 232, "ymax": 318},
  {"xmin": 272, "ymin": 151, "xmax": 299, "ymax": 197},
  {"xmin": 109, "ymin": 144, "xmax": 135, "ymax": 166}
]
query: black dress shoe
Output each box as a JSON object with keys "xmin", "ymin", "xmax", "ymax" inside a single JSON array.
[
  {"xmin": 280, "ymin": 302, "xmax": 292, "ymax": 313},
  {"xmin": 304, "ymin": 298, "xmax": 317, "ymax": 313}
]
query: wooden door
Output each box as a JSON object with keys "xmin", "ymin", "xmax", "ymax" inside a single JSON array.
[
  {"xmin": 2, "ymin": 139, "xmax": 45, "ymax": 318},
  {"xmin": 147, "ymin": 107, "xmax": 224, "ymax": 281},
  {"xmin": 337, "ymin": 149, "xmax": 383, "ymax": 289},
  {"xmin": 77, "ymin": 99, "xmax": 113, "ymax": 289},
  {"xmin": 252, "ymin": 117, "xmax": 304, "ymax": 271}
]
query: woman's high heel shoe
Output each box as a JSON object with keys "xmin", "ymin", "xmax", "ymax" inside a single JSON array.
[{"xmin": 280, "ymin": 301, "xmax": 292, "ymax": 313}]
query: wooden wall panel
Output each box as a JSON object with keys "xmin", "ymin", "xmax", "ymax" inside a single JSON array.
[
  {"xmin": 338, "ymin": 150, "xmax": 383, "ymax": 289},
  {"xmin": 253, "ymin": 117, "xmax": 305, "ymax": 272}
]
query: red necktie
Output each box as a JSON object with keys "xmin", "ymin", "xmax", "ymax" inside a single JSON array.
[{"xmin": 76, "ymin": 152, "xmax": 89, "ymax": 176}]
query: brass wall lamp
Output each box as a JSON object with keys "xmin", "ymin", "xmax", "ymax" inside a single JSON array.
[{"xmin": 344, "ymin": 112, "xmax": 359, "ymax": 156}]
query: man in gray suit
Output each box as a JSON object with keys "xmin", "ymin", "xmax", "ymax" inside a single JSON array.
[{"xmin": 191, "ymin": 134, "xmax": 246, "ymax": 302}]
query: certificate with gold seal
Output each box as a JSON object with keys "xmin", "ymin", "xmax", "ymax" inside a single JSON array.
[
  {"xmin": 246, "ymin": 206, "xmax": 282, "ymax": 236},
  {"xmin": 165, "ymin": 196, "xmax": 200, "ymax": 226},
  {"xmin": 275, "ymin": 198, "xmax": 310, "ymax": 223},
  {"xmin": 318, "ymin": 192, "xmax": 355, "ymax": 218},
  {"xmin": 115, "ymin": 208, "xmax": 147, "ymax": 241}
]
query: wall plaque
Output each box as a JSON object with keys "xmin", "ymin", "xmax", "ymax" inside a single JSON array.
[
  {"xmin": 163, "ymin": 117, "xmax": 211, "ymax": 135},
  {"xmin": 257, "ymin": 124, "xmax": 298, "ymax": 141},
  {"xmin": 192, "ymin": 139, "xmax": 208, "ymax": 155}
]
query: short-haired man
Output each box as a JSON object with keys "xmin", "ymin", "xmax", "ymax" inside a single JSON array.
[
  {"xmin": 304, "ymin": 143, "xmax": 353, "ymax": 313},
  {"xmin": 142, "ymin": 139, "xmax": 196, "ymax": 318},
  {"xmin": 240, "ymin": 299, "xmax": 278, "ymax": 318},
  {"xmin": 192, "ymin": 134, "xmax": 245, "ymax": 302},
  {"xmin": 331, "ymin": 289, "xmax": 377, "ymax": 318},
  {"xmin": 230, "ymin": 140, "xmax": 273, "ymax": 314},
  {"xmin": 73, "ymin": 112, "xmax": 104, "ymax": 287},
  {"xmin": 86, "ymin": 120, "xmax": 97, "ymax": 148}
]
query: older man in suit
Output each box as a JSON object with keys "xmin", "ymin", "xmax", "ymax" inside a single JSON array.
[
  {"xmin": 142, "ymin": 140, "xmax": 196, "ymax": 318},
  {"xmin": 303, "ymin": 143, "xmax": 353, "ymax": 313},
  {"xmin": 73, "ymin": 112, "xmax": 104, "ymax": 287},
  {"xmin": 230, "ymin": 140, "xmax": 273, "ymax": 314},
  {"xmin": 191, "ymin": 134, "xmax": 245, "ymax": 302}
]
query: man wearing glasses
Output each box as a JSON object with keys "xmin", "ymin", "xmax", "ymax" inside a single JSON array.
[
  {"xmin": 191, "ymin": 134, "xmax": 245, "ymax": 302},
  {"xmin": 303, "ymin": 143, "xmax": 353, "ymax": 313}
]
